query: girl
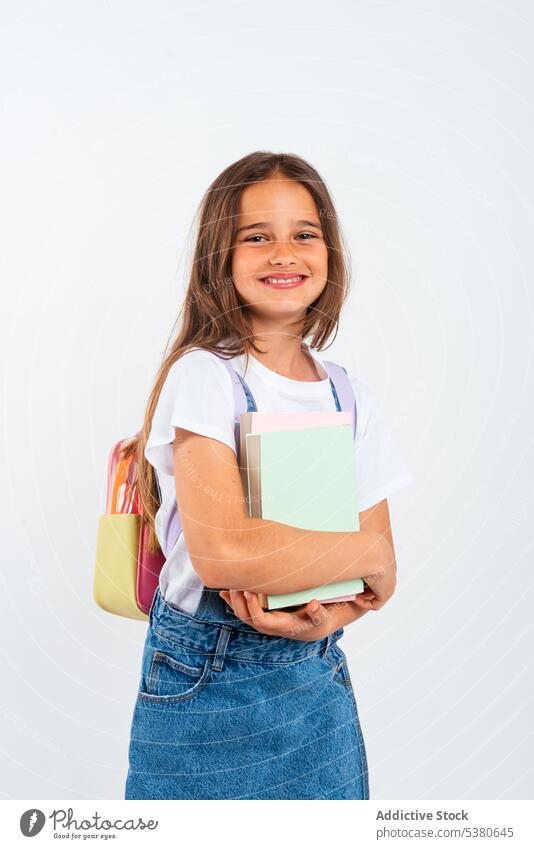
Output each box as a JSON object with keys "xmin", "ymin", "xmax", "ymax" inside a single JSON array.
[{"xmin": 124, "ymin": 151, "xmax": 413, "ymax": 800}]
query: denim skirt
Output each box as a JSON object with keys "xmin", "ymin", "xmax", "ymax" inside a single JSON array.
[{"xmin": 124, "ymin": 586, "xmax": 369, "ymax": 800}]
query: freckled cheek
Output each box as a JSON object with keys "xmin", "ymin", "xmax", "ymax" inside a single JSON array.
[
  {"xmin": 231, "ymin": 251, "xmax": 262, "ymax": 284},
  {"xmin": 305, "ymin": 245, "xmax": 328, "ymax": 274}
]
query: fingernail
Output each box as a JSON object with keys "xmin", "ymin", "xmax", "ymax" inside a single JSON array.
[{"xmin": 244, "ymin": 591, "xmax": 251, "ymax": 600}]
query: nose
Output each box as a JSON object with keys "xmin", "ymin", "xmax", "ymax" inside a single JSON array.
[{"xmin": 268, "ymin": 238, "xmax": 298, "ymax": 267}]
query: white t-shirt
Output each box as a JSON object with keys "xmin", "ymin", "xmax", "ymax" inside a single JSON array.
[{"xmin": 145, "ymin": 343, "xmax": 414, "ymax": 615}]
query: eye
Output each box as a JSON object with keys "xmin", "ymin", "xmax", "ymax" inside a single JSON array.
[{"xmin": 244, "ymin": 232, "xmax": 320, "ymax": 243}]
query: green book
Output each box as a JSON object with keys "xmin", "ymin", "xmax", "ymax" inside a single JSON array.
[{"xmin": 245, "ymin": 424, "xmax": 363, "ymax": 610}]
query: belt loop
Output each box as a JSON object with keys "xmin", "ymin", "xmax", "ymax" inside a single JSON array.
[
  {"xmin": 212, "ymin": 625, "xmax": 232, "ymax": 672},
  {"xmin": 322, "ymin": 630, "xmax": 333, "ymax": 657}
]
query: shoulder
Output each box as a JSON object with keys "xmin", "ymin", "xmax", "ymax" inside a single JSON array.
[
  {"xmin": 146, "ymin": 347, "xmax": 237, "ymax": 477},
  {"xmin": 339, "ymin": 369, "xmax": 373, "ymax": 444},
  {"xmin": 153, "ymin": 347, "xmax": 236, "ymax": 425},
  {"xmin": 311, "ymin": 348, "xmax": 371, "ymax": 418},
  {"xmin": 168, "ymin": 346, "xmax": 230, "ymax": 372},
  {"xmin": 313, "ymin": 351, "xmax": 373, "ymax": 443},
  {"xmin": 346, "ymin": 373, "xmax": 370, "ymax": 407},
  {"xmin": 165, "ymin": 347, "xmax": 234, "ymax": 388}
]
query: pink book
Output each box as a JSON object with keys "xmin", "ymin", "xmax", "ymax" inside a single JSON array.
[
  {"xmin": 320, "ymin": 594, "xmax": 357, "ymax": 604},
  {"xmin": 239, "ymin": 410, "xmax": 352, "ymax": 474}
]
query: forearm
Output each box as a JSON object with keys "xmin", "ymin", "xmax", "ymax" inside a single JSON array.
[{"xmin": 203, "ymin": 519, "xmax": 389, "ymax": 594}]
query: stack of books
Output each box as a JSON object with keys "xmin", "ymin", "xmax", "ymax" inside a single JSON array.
[{"xmin": 239, "ymin": 410, "xmax": 364, "ymax": 610}]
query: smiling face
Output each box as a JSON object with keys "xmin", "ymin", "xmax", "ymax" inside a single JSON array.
[{"xmin": 231, "ymin": 173, "xmax": 329, "ymax": 327}]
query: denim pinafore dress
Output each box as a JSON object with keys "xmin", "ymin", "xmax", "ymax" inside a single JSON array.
[{"xmin": 124, "ymin": 367, "xmax": 370, "ymax": 800}]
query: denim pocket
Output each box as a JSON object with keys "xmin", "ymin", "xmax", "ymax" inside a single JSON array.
[
  {"xmin": 138, "ymin": 647, "xmax": 212, "ymax": 705},
  {"xmin": 324, "ymin": 641, "xmax": 352, "ymax": 688}
]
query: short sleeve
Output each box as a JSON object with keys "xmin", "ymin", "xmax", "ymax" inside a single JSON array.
[
  {"xmin": 352, "ymin": 377, "xmax": 414, "ymax": 512},
  {"xmin": 144, "ymin": 349, "xmax": 236, "ymax": 478}
]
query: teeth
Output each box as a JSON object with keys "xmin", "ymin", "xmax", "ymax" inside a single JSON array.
[{"xmin": 262, "ymin": 276, "xmax": 304, "ymax": 284}]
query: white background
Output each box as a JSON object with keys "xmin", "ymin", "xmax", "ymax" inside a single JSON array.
[{"xmin": 1, "ymin": 0, "xmax": 533, "ymax": 799}]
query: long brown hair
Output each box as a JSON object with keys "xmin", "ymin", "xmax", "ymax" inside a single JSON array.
[{"xmin": 130, "ymin": 150, "xmax": 352, "ymax": 551}]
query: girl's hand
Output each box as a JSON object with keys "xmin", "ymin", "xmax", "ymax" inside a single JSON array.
[
  {"xmin": 219, "ymin": 589, "xmax": 337, "ymax": 642},
  {"xmin": 353, "ymin": 571, "xmax": 395, "ymax": 611},
  {"xmin": 351, "ymin": 583, "xmax": 380, "ymax": 611}
]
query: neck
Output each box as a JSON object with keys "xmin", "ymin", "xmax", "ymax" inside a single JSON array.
[{"xmin": 247, "ymin": 320, "xmax": 324, "ymax": 381}]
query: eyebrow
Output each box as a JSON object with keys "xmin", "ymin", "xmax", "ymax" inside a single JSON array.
[{"xmin": 235, "ymin": 219, "xmax": 322, "ymax": 236}]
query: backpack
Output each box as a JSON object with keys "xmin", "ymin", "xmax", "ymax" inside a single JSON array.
[{"xmin": 93, "ymin": 354, "xmax": 357, "ymax": 621}]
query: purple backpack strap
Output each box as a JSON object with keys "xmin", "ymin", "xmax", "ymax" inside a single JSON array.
[
  {"xmin": 161, "ymin": 354, "xmax": 247, "ymax": 557},
  {"xmin": 321, "ymin": 360, "xmax": 357, "ymax": 441},
  {"xmin": 215, "ymin": 355, "xmax": 250, "ymax": 465}
]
